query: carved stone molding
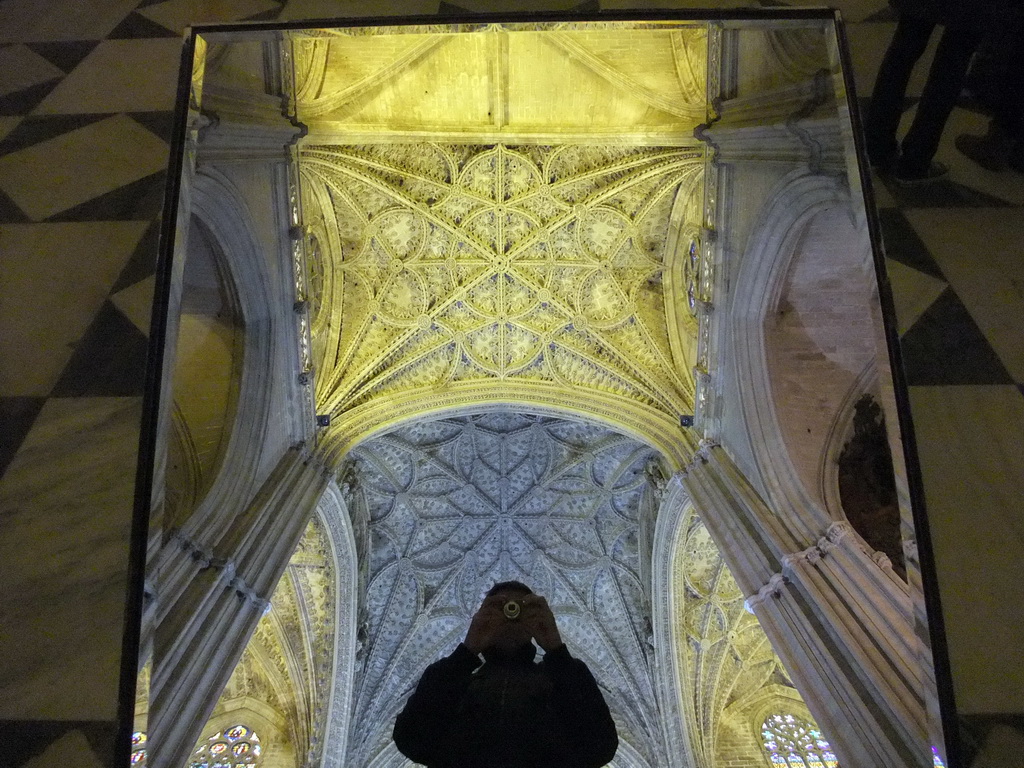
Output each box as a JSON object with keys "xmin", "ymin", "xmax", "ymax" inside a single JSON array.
[
  {"xmin": 744, "ymin": 521, "xmax": 856, "ymax": 613},
  {"xmin": 744, "ymin": 573, "xmax": 787, "ymax": 615},
  {"xmin": 167, "ymin": 530, "xmax": 269, "ymax": 611}
]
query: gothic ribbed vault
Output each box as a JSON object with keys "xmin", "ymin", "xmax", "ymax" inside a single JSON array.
[
  {"xmin": 191, "ymin": 21, "xmax": 819, "ymax": 768},
  {"xmin": 302, "ymin": 141, "xmax": 704, "ymax": 466},
  {"xmin": 344, "ymin": 413, "xmax": 662, "ymax": 766},
  {"xmin": 291, "ymin": 21, "xmax": 800, "ymax": 768}
]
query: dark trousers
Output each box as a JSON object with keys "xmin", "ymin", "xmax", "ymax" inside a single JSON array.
[
  {"xmin": 989, "ymin": 23, "xmax": 1024, "ymax": 136},
  {"xmin": 968, "ymin": 2, "xmax": 1024, "ymax": 137},
  {"xmin": 992, "ymin": 67, "xmax": 1024, "ymax": 137},
  {"xmin": 865, "ymin": 14, "xmax": 983, "ymax": 172}
]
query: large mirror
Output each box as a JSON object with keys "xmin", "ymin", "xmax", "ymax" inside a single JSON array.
[{"xmin": 131, "ymin": 13, "xmax": 954, "ymax": 768}]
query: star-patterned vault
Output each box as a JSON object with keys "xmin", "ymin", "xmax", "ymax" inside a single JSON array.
[
  {"xmin": 341, "ymin": 413, "xmax": 665, "ymax": 767},
  {"xmin": 302, "ymin": 142, "xmax": 704, "ymax": 464}
]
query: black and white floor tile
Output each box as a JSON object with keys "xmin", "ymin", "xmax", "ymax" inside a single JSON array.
[{"xmin": 0, "ymin": 1, "xmax": 1020, "ymax": 765}]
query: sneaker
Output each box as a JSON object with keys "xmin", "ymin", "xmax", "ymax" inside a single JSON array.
[
  {"xmin": 891, "ymin": 160, "xmax": 948, "ymax": 186},
  {"xmin": 956, "ymin": 132, "xmax": 1012, "ymax": 171}
]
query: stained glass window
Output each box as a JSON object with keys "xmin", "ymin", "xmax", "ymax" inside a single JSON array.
[
  {"xmin": 131, "ymin": 731, "xmax": 147, "ymax": 766},
  {"xmin": 932, "ymin": 746, "xmax": 946, "ymax": 767},
  {"xmin": 190, "ymin": 725, "xmax": 263, "ymax": 768},
  {"xmin": 760, "ymin": 714, "xmax": 839, "ymax": 768}
]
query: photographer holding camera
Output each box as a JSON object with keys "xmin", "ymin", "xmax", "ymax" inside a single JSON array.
[{"xmin": 393, "ymin": 580, "xmax": 618, "ymax": 768}]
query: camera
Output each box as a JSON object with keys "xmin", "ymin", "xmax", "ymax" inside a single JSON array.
[{"xmin": 503, "ymin": 600, "xmax": 521, "ymax": 620}]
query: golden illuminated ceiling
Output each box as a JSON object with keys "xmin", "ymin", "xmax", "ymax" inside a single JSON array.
[
  {"xmin": 302, "ymin": 141, "xmax": 703, "ymax": 463},
  {"xmin": 294, "ymin": 24, "xmax": 708, "ymax": 144},
  {"xmin": 292, "ymin": 21, "xmax": 711, "ymax": 466}
]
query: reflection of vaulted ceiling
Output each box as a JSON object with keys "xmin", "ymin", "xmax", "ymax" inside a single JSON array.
[
  {"xmin": 295, "ymin": 23, "xmax": 710, "ymax": 465},
  {"xmin": 344, "ymin": 413, "xmax": 663, "ymax": 766},
  {"xmin": 225, "ymin": 414, "xmax": 798, "ymax": 768},
  {"xmin": 291, "ymin": 21, "xmax": 740, "ymax": 768},
  {"xmin": 215, "ymin": 22, "xmax": 803, "ymax": 768},
  {"xmin": 198, "ymin": 438, "xmax": 800, "ymax": 768},
  {"xmin": 302, "ymin": 142, "xmax": 704, "ymax": 463}
]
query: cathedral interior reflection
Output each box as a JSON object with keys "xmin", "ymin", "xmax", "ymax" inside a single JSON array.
[{"xmin": 136, "ymin": 17, "xmax": 946, "ymax": 768}]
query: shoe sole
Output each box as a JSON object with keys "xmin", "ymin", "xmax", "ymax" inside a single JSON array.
[{"xmin": 891, "ymin": 172, "xmax": 948, "ymax": 187}]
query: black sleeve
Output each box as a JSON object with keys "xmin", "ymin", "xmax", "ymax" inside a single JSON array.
[
  {"xmin": 393, "ymin": 643, "xmax": 481, "ymax": 765},
  {"xmin": 543, "ymin": 644, "xmax": 619, "ymax": 767}
]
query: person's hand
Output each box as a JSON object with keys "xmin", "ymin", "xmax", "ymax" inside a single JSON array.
[
  {"xmin": 464, "ymin": 595, "xmax": 506, "ymax": 655},
  {"xmin": 519, "ymin": 594, "xmax": 563, "ymax": 652}
]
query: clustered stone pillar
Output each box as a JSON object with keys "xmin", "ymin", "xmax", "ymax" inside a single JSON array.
[
  {"xmin": 681, "ymin": 442, "xmax": 933, "ymax": 768},
  {"xmin": 147, "ymin": 446, "xmax": 330, "ymax": 768},
  {"xmin": 140, "ymin": 36, "xmax": 318, "ymax": 767}
]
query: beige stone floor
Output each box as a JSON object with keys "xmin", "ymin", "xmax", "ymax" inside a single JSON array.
[{"xmin": 0, "ymin": 1, "xmax": 1021, "ymax": 766}]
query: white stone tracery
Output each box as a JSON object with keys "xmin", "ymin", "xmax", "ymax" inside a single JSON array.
[{"xmin": 342, "ymin": 412, "xmax": 663, "ymax": 767}]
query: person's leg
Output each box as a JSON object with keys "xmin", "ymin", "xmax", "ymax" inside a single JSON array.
[
  {"xmin": 864, "ymin": 15, "xmax": 935, "ymax": 166},
  {"xmin": 996, "ymin": 31, "xmax": 1024, "ymax": 140},
  {"xmin": 897, "ymin": 22, "xmax": 984, "ymax": 176},
  {"xmin": 956, "ymin": 9, "xmax": 1024, "ymax": 171},
  {"xmin": 956, "ymin": 64, "xmax": 1024, "ymax": 171}
]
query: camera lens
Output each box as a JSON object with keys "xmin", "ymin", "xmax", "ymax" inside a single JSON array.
[{"xmin": 503, "ymin": 600, "xmax": 521, "ymax": 620}]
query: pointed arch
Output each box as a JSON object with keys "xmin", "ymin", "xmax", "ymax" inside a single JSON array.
[{"xmin": 726, "ymin": 168, "xmax": 876, "ymax": 539}]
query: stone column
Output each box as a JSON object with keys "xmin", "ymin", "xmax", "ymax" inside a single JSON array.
[
  {"xmin": 142, "ymin": 53, "xmax": 311, "ymax": 698},
  {"xmin": 700, "ymin": 93, "xmax": 847, "ymax": 173},
  {"xmin": 147, "ymin": 446, "xmax": 329, "ymax": 768},
  {"xmin": 141, "ymin": 36, "xmax": 306, "ymax": 660},
  {"xmin": 682, "ymin": 443, "xmax": 932, "ymax": 768},
  {"xmin": 138, "ymin": 102, "xmax": 222, "ymax": 666}
]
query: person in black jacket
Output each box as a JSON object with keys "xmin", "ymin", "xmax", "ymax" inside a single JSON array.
[{"xmin": 393, "ymin": 581, "xmax": 618, "ymax": 768}]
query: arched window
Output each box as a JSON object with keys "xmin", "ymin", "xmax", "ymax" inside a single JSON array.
[
  {"xmin": 190, "ymin": 724, "xmax": 263, "ymax": 767},
  {"xmin": 760, "ymin": 713, "xmax": 839, "ymax": 767},
  {"xmin": 131, "ymin": 732, "xmax": 147, "ymax": 766}
]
